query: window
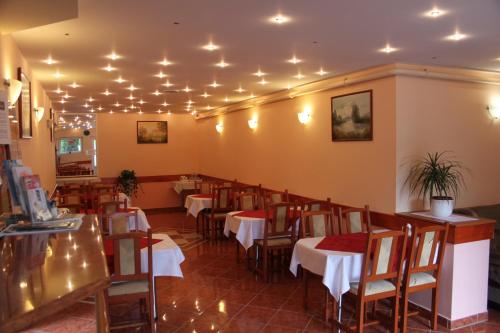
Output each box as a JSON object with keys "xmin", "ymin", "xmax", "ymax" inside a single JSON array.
[{"xmin": 58, "ymin": 137, "xmax": 82, "ymax": 154}]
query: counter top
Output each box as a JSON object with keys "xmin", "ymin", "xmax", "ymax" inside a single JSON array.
[{"xmin": 0, "ymin": 215, "xmax": 110, "ymax": 333}]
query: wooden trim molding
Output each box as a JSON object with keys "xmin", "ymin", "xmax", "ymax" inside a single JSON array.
[
  {"xmin": 196, "ymin": 63, "xmax": 500, "ymax": 120},
  {"xmin": 100, "ymin": 174, "xmax": 190, "ymax": 184}
]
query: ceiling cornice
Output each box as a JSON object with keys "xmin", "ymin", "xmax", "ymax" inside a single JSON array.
[{"xmin": 196, "ymin": 63, "xmax": 500, "ymax": 120}]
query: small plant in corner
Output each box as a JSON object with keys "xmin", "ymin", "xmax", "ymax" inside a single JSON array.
[
  {"xmin": 117, "ymin": 169, "xmax": 139, "ymax": 198},
  {"xmin": 405, "ymin": 152, "xmax": 466, "ymax": 217}
]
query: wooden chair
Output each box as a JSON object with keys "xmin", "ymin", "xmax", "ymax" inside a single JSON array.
[
  {"xmin": 203, "ymin": 186, "xmax": 233, "ymax": 241},
  {"xmin": 105, "ymin": 230, "xmax": 155, "ymax": 331},
  {"xmin": 98, "ymin": 201, "xmax": 121, "ymax": 234},
  {"xmin": 238, "ymin": 184, "xmax": 262, "ymax": 208},
  {"xmin": 194, "ymin": 180, "xmax": 215, "ymax": 195},
  {"xmin": 254, "ymin": 202, "xmax": 295, "ymax": 282},
  {"xmin": 233, "ymin": 192, "xmax": 259, "ymax": 211},
  {"xmin": 263, "ymin": 189, "xmax": 289, "ymax": 208},
  {"xmin": 338, "ymin": 205, "xmax": 372, "ymax": 234},
  {"xmin": 106, "ymin": 211, "xmax": 139, "ymax": 234},
  {"xmin": 335, "ymin": 229, "xmax": 408, "ymax": 333},
  {"xmin": 401, "ymin": 223, "xmax": 449, "ymax": 332}
]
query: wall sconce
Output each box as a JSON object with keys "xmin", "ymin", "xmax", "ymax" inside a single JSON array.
[
  {"xmin": 248, "ymin": 118, "xmax": 258, "ymax": 129},
  {"xmin": 487, "ymin": 105, "xmax": 500, "ymax": 120},
  {"xmin": 215, "ymin": 122, "xmax": 224, "ymax": 133},
  {"xmin": 298, "ymin": 106, "xmax": 312, "ymax": 124},
  {"xmin": 3, "ymin": 78, "xmax": 22, "ymax": 107},
  {"xmin": 35, "ymin": 106, "xmax": 45, "ymax": 122}
]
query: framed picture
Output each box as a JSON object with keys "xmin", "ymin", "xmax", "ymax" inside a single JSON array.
[
  {"xmin": 17, "ymin": 67, "xmax": 32, "ymax": 139},
  {"xmin": 331, "ymin": 90, "xmax": 372, "ymax": 141},
  {"xmin": 137, "ymin": 121, "xmax": 168, "ymax": 144}
]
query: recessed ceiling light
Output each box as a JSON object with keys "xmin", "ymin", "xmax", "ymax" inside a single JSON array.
[
  {"xmin": 69, "ymin": 82, "xmax": 80, "ymax": 88},
  {"xmin": 294, "ymin": 72, "xmax": 305, "ymax": 79},
  {"xmin": 123, "ymin": 108, "xmax": 129, "ymax": 113},
  {"xmin": 162, "ymin": 80, "xmax": 174, "ymax": 88},
  {"xmin": 167, "ymin": 111, "xmax": 172, "ymax": 116},
  {"xmin": 316, "ymin": 68, "xmax": 328, "ymax": 76},
  {"xmin": 152, "ymin": 90, "xmax": 162, "ymax": 96},
  {"xmin": 130, "ymin": 104, "xmax": 136, "ymax": 109},
  {"xmin": 97, "ymin": 106, "xmax": 103, "ymax": 111},
  {"xmin": 90, "ymin": 108, "xmax": 95, "ymax": 113},
  {"xmin": 158, "ymin": 58, "xmax": 173, "ymax": 66},
  {"xmin": 224, "ymin": 96, "xmax": 230, "ymax": 102},
  {"xmin": 425, "ymin": 7, "xmax": 445, "ymax": 18},
  {"xmin": 258, "ymin": 78, "xmax": 269, "ymax": 85},
  {"xmin": 253, "ymin": 69, "xmax": 267, "ymax": 77},
  {"xmin": 106, "ymin": 52, "xmax": 121, "ymax": 60},
  {"xmin": 54, "ymin": 88, "xmax": 63, "ymax": 94},
  {"xmin": 63, "ymin": 93, "xmax": 71, "ymax": 99},
  {"xmin": 287, "ymin": 56, "xmax": 302, "ymax": 64},
  {"xmin": 269, "ymin": 13, "xmax": 291, "ymax": 25},
  {"xmin": 126, "ymin": 84, "xmax": 138, "ymax": 91},
  {"xmin": 249, "ymin": 93, "xmax": 255, "ymax": 98},
  {"xmin": 445, "ymin": 31, "xmax": 468, "ymax": 41},
  {"xmin": 215, "ymin": 59, "xmax": 230, "ymax": 68},
  {"xmin": 88, "ymin": 97, "xmax": 95, "ymax": 102},
  {"xmin": 155, "ymin": 71, "xmax": 167, "ymax": 78},
  {"xmin": 208, "ymin": 80, "xmax": 221, "ymax": 88},
  {"xmin": 185, "ymin": 100, "xmax": 195, "ymax": 105},
  {"xmin": 161, "ymin": 101, "xmax": 170, "ymax": 107},
  {"xmin": 53, "ymin": 71, "xmax": 64, "ymax": 78},
  {"xmin": 138, "ymin": 99, "xmax": 146, "ymax": 105},
  {"xmin": 235, "ymin": 86, "xmax": 245, "ymax": 93},
  {"xmin": 83, "ymin": 103, "xmax": 90, "ymax": 108},
  {"xmin": 157, "ymin": 109, "xmax": 163, "ymax": 113},
  {"xmin": 138, "ymin": 110, "xmax": 143, "ymax": 115},
  {"xmin": 205, "ymin": 105, "xmax": 213, "ymax": 110},
  {"xmin": 102, "ymin": 89, "xmax": 112, "ymax": 96},
  {"xmin": 127, "ymin": 94, "xmax": 136, "ymax": 100},
  {"xmin": 102, "ymin": 64, "xmax": 116, "ymax": 72},
  {"xmin": 201, "ymin": 92, "xmax": 211, "ymax": 98},
  {"xmin": 183, "ymin": 85, "xmax": 193, "ymax": 92},
  {"xmin": 114, "ymin": 102, "xmax": 122, "ymax": 107},
  {"xmin": 109, "ymin": 110, "xmax": 113, "ymax": 114},
  {"xmin": 379, "ymin": 44, "xmax": 398, "ymax": 53},
  {"xmin": 202, "ymin": 41, "xmax": 220, "ymax": 51},
  {"xmin": 114, "ymin": 76, "xmax": 127, "ymax": 83},
  {"xmin": 61, "ymin": 109, "xmax": 66, "ymax": 113},
  {"xmin": 59, "ymin": 99, "xmax": 66, "ymax": 104},
  {"xmin": 43, "ymin": 56, "xmax": 57, "ymax": 65}
]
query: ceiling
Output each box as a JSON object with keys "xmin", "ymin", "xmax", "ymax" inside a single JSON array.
[{"xmin": 10, "ymin": 0, "xmax": 500, "ymax": 115}]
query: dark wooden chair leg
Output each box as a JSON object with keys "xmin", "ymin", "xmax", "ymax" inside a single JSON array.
[{"xmin": 431, "ymin": 288, "xmax": 439, "ymax": 330}]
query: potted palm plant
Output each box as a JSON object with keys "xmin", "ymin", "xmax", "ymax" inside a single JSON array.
[{"xmin": 405, "ymin": 152, "xmax": 466, "ymax": 217}]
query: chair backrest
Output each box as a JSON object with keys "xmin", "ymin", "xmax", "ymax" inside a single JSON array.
[
  {"xmin": 100, "ymin": 201, "xmax": 121, "ymax": 215},
  {"xmin": 105, "ymin": 230, "xmax": 152, "ymax": 283},
  {"xmin": 357, "ymin": 229, "xmax": 408, "ymax": 297},
  {"xmin": 212, "ymin": 186, "xmax": 232, "ymax": 210},
  {"xmin": 234, "ymin": 192, "xmax": 258, "ymax": 211},
  {"xmin": 97, "ymin": 192, "xmax": 115, "ymax": 205},
  {"xmin": 300, "ymin": 210, "xmax": 338, "ymax": 238},
  {"xmin": 195, "ymin": 181, "xmax": 215, "ymax": 195},
  {"xmin": 263, "ymin": 202, "xmax": 293, "ymax": 242},
  {"xmin": 107, "ymin": 211, "xmax": 138, "ymax": 234},
  {"xmin": 339, "ymin": 205, "xmax": 371, "ymax": 234},
  {"xmin": 63, "ymin": 193, "xmax": 81, "ymax": 205},
  {"xmin": 304, "ymin": 198, "xmax": 332, "ymax": 212},
  {"xmin": 264, "ymin": 189, "xmax": 289, "ymax": 208},
  {"xmin": 404, "ymin": 223, "xmax": 449, "ymax": 285}
]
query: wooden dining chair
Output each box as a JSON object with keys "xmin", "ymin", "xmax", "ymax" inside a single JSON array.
[
  {"xmin": 106, "ymin": 211, "xmax": 138, "ymax": 234},
  {"xmin": 234, "ymin": 192, "xmax": 259, "ymax": 211},
  {"xmin": 335, "ymin": 228, "xmax": 408, "ymax": 333},
  {"xmin": 338, "ymin": 205, "xmax": 372, "ymax": 234},
  {"xmin": 194, "ymin": 180, "xmax": 215, "ymax": 195},
  {"xmin": 238, "ymin": 184, "xmax": 262, "ymax": 207},
  {"xmin": 203, "ymin": 186, "xmax": 233, "ymax": 241},
  {"xmin": 105, "ymin": 229, "xmax": 155, "ymax": 331},
  {"xmin": 254, "ymin": 202, "xmax": 295, "ymax": 282},
  {"xmin": 263, "ymin": 189, "xmax": 289, "ymax": 208},
  {"xmin": 401, "ymin": 223, "xmax": 449, "ymax": 333},
  {"xmin": 98, "ymin": 201, "xmax": 121, "ymax": 234}
]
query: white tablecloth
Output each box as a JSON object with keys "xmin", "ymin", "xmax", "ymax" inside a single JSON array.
[
  {"xmin": 184, "ymin": 195, "xmax": 212, "ymax": 217},
  {"xmin": 289, "ymin": 237, "xmax": 364, "ymax": 301},
  {"xmin": 172, "ymin": 180, "xmax": 196, "ymax": 194},
  {"xmin": 142, "ymin": 233, "xmax": 185, "ymax": 278},
  {"xmin": 118, "ymin": 192, "xmax": 131, "ymax": 208}
]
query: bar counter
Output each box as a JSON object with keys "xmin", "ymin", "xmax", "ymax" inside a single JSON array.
[{"xmin": 0, "ymin": 215, "xmax": 110, "ymax": 333}]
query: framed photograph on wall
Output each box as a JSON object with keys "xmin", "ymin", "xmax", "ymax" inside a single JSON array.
[
  {"xmin": 17, "ymin": 67, "xmax": 32, "ymax": 139},
  {"xmin": 331, "ymin": 90, "xmax": 373, "ymax": 141},
  {"xmin": 137, "ymin": 121, "xmax": 168, "ymax": 144}
]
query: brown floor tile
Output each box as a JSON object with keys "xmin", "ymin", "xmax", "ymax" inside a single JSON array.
[
  {"xmin": 248, "ymin": 293, "xmax": 289, "ymax": 309},
  {"xmin": 268, "ymin": 309, "xmax": 312, "ymax": 329},
  {"xmin": 261, "ymin": 324, "xmax": 301, "ymax": 332}
]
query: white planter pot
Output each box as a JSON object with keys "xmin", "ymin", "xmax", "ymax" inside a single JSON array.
[{"xmin": 430, "ymin": 197, "xmax": 454, "ymax": 218}]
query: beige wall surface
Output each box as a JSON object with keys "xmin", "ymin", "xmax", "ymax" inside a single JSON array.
[
  {"xmin": 395, "ymin": 76, "xmax": 500, "ymax": 211},
  {"xmin": 96, "ymin": 113, "xmax": 199, "ymax": 178},
  {"xmin": 0, "ymin": 34, "xmax": 56, "ymax": 192},
  {"xmin": 197, "ymin": 77, "xmax": 397, "ymax": 213}
]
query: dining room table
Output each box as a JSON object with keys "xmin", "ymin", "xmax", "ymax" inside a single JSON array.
[
  {"xmin": 106, "ymin": 206, "xmax": 151, "ymax": 234},
  {"xmin": 184, "ymin": 193, "xmax": 213, "ymax": 218}
]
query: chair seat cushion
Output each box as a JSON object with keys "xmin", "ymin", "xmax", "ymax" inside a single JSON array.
[
  {"xmin": 409, "ymin": 272, "xmax": 436, "ymax": 287},
  {"xmin": 108, "ymin": 280, "xmax": 149, "ymax": 296},
  {"xmin": 255, "ymin": 237, "xmax": 292, "ymax": 247},
  {"xmin": 350, "ymin": 280, "xmax": 395, "ymax": 296}
]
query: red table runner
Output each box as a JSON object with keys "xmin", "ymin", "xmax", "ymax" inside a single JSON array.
[
  {"xmin": 234, "ymin": 209, "xmax": 298, "ymax": 219},
  {"xmin": 315, "ymin": 232, "xmax": 368, "ymax": 252},
  {"xmin": 191, "ymin": 194, "xmax": 214, "ymax": 199},
  {"xmin": 104, "ymin": 237, "xmax": 162, "ymax": 256}
]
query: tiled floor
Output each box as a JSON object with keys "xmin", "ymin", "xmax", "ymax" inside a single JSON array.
[{"xmin": 23, "ymin": 211, "xmax": 500, "ymax": 332}]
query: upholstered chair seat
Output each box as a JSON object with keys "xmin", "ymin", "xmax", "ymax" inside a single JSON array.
[
  {"xmin": 349, "ymin": 280, "xmax": 396, "ymax": 296},
  {"xmin": 409, "ymin": 272, "xmax": 436, "ymax": 287},
  {"xmin": 108, "ymin": 280, "xmax": 149, "ymax": 296}
]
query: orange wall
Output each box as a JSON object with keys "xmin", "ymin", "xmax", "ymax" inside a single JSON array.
[
  {"xmin": 0, "ymin": 34, "xmax": 56, "ymax": 192},
  {"xmin": 96, "ymin": 113, "xmax": 199, "ymax": 208},
  {"xmin": 395, "ymin": 76, "xmax": 500, "ymax": 211},
  {"xmin": 196, "ymin": 77, "xmax": 397, "ymax": 213}
]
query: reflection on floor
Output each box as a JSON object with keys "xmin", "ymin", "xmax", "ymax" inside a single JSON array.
[{"xmin": 21, "ymin": 212, "xmax": 500, "ymax": 332}]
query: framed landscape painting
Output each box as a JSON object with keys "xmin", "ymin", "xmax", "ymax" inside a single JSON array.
[
  {"xmin": 331, "ymin": 90, "xmax": 373, "ymax": 141},
  {"xmin": 137, "ymin": 121, "xmax": 168, "ymax": 144},
  {"xmin": 17, "ymin": 67, "xmax": 32, "ymax": 139}
]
